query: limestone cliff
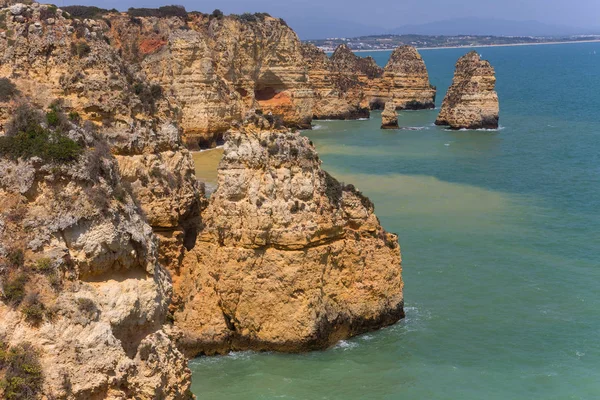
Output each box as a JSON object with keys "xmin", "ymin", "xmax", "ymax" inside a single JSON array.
[
  {"xmin": 0, "ymin": 109, "xmax": 191, "ymax": 399},
  {"xmin": 368, "ymin": 45, "xmax": 436, "ymax": 110},
  {"xmin": 435, "ymin": 51, "xmax": 499, "ymax": 129},
  {"xmin": 381, "ymin": 102, "xmax": 399, "ymax": 129},
  {"xmin": 0, "ymin": 4, "xmax": 407, "ymax": 390},
  {"xmin": 105, "ymin": 12, "xmax": 313, "ymax": 149},
  {"xmin": 173, "ymin": 114, "xmax": 404, "ymax": 356},
  {"xmin": 0, "ymin": 2, "xmax": 203, "ymax": 276}
]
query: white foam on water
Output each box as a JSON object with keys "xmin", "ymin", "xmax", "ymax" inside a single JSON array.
[
  {"xmin": 334, "ymin": 340, "xmax": 359, "ymax": 350},
  {"xmin": 312, "ymin": 124, "xmax": 323, "ymax": 130},
  {"xmin": 445, "ymin": 143, "xmax": 450, "ymax": 146},
  {"xmin": 443, "ymin": 126, "xmax": 505, "ymax": 132}
]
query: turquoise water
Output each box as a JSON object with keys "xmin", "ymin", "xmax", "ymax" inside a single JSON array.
[{"xmin": 190, "ymin": 43, "xmax": 600, "ymax": 399}]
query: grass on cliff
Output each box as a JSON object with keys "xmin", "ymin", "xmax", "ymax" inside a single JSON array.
[
  {"xmin": 61, "ymin": 5, "xmax": 118, "ymax": 19},
  {"xmin": 127, "ymin": 5, "xmax": 187, "ymax": 19},
  {"xmin": 0, "ymin": 341, "xmax": 43, "ymax": 400},
  {"xmin": 0, "ymin": 104, "xmax": 81, "ymax": 163}
]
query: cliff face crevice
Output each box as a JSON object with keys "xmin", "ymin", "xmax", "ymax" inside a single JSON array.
[
  {"xmin": 172, "ymin": 114, "xmax": 404, "ymax": 356},
  {"xmin": 435, "ymin": 51, "xmax": 499, "ymax": 129}
]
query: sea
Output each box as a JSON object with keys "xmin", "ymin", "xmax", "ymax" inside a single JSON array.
[{"xmin": 189, "ymin": 42, "xmax": 600, "ymax": 399}]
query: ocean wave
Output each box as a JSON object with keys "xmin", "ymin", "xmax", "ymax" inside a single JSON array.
[
  {"xmin": 400, "ymin": 126, "xmax": 429, "ymax": 131},
  {"xmin": 443, "ymin": 126, "xmax": 505, "ymax": 132},
  {"xmin": 312, "ymin": 124, "xmax": 323, "ymax": 130}
]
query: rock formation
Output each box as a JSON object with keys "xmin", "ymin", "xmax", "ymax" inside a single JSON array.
[
  {"xmin": 435, "ymin": 51, "xmax": 499, "ymax": 129},
  {"xmin": 381, "ymin": 102, "xmax": 399, "ymax": 129},
  {"xmin": 107, "ymin": 12, "xmax": 313, "ymax": 149},
  {"xmin": 0, "ymin": 3, "xmax": 408, "ymax": 395},
  {"xmin": 368, "ymin": 45, "xmax": 436, "ymax": 110},
  {"xmin": 172, "ymin": 113, "xmax": 404, "ymax": 356},
  {"xmin": 303, "ymin": 43, "xmax": 435, "ymax": 120},
  {"xmin": 302, "ymin": 43, "xmax": 381, "ymax": 120},
  {"xmin": 0, "ymin": 109, "xmax": 192, "ymax": 399}
]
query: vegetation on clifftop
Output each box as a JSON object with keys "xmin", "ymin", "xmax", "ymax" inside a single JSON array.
[{"xmin": 0, "ymin": 104, "xmax": 81, "ymax": 163}]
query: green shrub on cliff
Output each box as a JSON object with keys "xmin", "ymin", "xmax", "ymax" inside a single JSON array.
[
  {"xmin": 0, "ymin": 104, "xmax": 81, "ymax": 163},
  {"xmin": 21, "ymin": 293, "xmax": 45, "ymax": 326},
  {"xmin": 61, "ymin": 5, "xmax": 116, "ymax": 19},
  {"xmin": 0, "ymin": 342, "xmax": 43, "ymax": 400},
  {"xmin": 210, "ymin": 9, "xmax": 224, "ymax": 19},
  {"xmin": 1, "ymin": 273, "xmax": 28, "ymax": 305},
  {"xmin": 127, "ymin": 5, "xmax": 187, "ymax": 19}
]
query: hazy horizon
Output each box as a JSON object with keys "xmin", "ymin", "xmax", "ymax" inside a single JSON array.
[{"xmin": 58, "ymin": 0, "xmax": 600, "ymax": 39}]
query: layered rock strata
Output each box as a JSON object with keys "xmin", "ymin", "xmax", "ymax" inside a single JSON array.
[
  {"xmin": 0, "ymin": 117, "xmax": 192, "ymax": 399},
  {"xmin": 381, "ymin": 102, "xmax": 399, "ymax": 129},
  {"xmin": 368, "ymin": 45, "xmax": 436, "ymax": 110},
  {"xmin": 173, "ymin": 114, "xmax": 404, "ymax": 356},
  {"xmin": 435, "ymin": 51, "xmax": 499, "ymax": 129},
  {"xmin": 108, "ymin": 12, "xmax": 314, "ymax": 149}
]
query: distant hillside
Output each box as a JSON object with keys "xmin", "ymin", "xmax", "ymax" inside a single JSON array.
[
  {"xmin": 389, "ymin": 18, "xmax": 597, "ymax": 37},
  {"xmin": 307, "ymin": 34, "xmax": 600, "ymax": 52}
]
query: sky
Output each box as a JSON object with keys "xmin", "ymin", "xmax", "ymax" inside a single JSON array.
[{"xmin": 59, "ymin": 0, "xmax": 600, "ymax": 39}]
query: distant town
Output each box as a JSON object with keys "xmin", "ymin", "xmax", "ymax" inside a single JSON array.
[{"xmin": 306, "ymin": 34, "xmax": 600, "ymax": 51}]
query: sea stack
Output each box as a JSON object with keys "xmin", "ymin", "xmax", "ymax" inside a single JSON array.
[
  {"xmin": 173, "ymin": 113, "xmax": 404, "ymax": 356},
  {"xmin": 368, "ymin": 45, "xmax": 436, "ymax": 110},
  {"xmin": 435, "ymin": 51, "xmax": 499, "ymax": 129},
  {"xmin": 381, "ymin": 102, "xmax": 399, "ymax": 129}
]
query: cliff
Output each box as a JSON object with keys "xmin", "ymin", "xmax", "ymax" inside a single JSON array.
[
  {"xmin": 0, "ymin": 3, "xmax": 408, "ymax": 395},
  {"xmin": 435, "ymin": 51, "xmax": 499, "ymax": 129},
  {"xmin": 0, "ymin": 106, "xmax": 191, "ymax": 399},
  {"xmin": 368, "ymin": 45, "xmax": 436, "ymax": 110},
  {"xmin": 106, "ymin": 12, "xmax": 313, "ymax": 149},
  {"xmin": 173, "ymin": 113, "xmax": 404, "ymax": 356}
]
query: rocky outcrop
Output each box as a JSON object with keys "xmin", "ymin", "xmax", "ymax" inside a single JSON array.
[
  {"xmin": 368, "ymin": 45, "xmax": 436, "ymax": 110},
  {"xmin": 172, "ymin": 114, "xmax": 404, "ymax": 356},
  {"xmin": 106, "ymin": 12, "xmax": 313, "ymax": 149},
  {"xmin": 0, "ymin": 113, "xmax": 192, "ymax": 399},
  {"xmin": 303, "ymin": 43, "xmax": 435, "ymax": 120},
  {"xmin": 435, "ymin": 51, "xmax": 499, "ymax": 129},
  {"xmin": 381, "ymin": 102, "xmax": 399, "ymax": 129},
  {"xmin": 302, "ymin": 43, "xmax": 381, "ymax": 120}
]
